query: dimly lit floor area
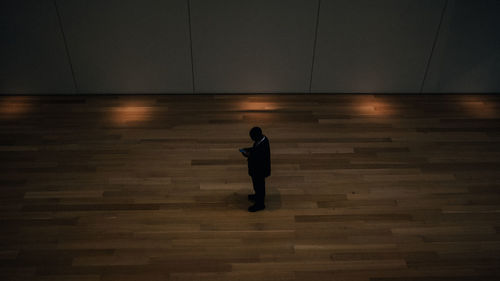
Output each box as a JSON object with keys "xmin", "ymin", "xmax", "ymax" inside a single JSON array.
[{"xmin": 1, "ymin": 94, "xmax": 500, "ymax": 281}]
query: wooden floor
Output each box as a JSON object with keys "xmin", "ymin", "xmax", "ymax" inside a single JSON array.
[{"xmin": 1, "ymin": 94, "xmax": 500, "ymax": 281}]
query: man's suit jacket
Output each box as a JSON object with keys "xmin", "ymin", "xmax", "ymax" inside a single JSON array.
[{"xmin": 246, "ymin": 136, "xmax": 271, "ymax": 178}]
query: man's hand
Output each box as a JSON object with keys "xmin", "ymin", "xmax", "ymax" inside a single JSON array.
[{"xmin": 239, "ymin": 148, "xmax": 249, "ymax": 157}]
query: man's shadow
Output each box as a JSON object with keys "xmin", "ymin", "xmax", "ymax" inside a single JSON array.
[{"xmin": 224, "ymin": 186, "xmax": 282, "ymax": 211}]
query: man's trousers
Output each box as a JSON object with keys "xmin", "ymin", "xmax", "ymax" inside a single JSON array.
[{"xmin": 251, "ymin": 176, "xmax": 266, "ymax": 206}]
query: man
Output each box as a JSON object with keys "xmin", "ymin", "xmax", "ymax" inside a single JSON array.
[{"xmin": 240, "ymin": 127, "xmax": 271, "ymax": 212}]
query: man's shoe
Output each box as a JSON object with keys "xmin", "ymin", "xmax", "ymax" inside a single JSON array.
[
  {"xmin": 248, "ymin": 194, "xmax": 256, "ymax": 201},
  {"xmin": 248, "ymin": 204, "xmax": 265, "ymax": 212}
]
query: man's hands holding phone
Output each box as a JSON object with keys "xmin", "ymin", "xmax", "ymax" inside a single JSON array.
[{"xmin": 239, "ymin": 148, "xmax": 249, "ymax": 157}]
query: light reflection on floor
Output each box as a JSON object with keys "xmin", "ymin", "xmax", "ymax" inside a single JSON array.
[
  {"xmin": 110, "ymin": 100, "xmax": 153, "ymax": 125},
  {"xmin": 236, "ymin": 100, "xmax": 279, "ymax": 111},
  {"xmin": 0, "ymin": 96, "xmax": 33, "ymax": 119},
  {"xmin": 352, "ymin": 95, "xmax": 397, "ymax": 117},
  {"xmin": 233, "ymin": 98, "xmax": 281, "ymax": 123},
  {"xmin": 459, "ymin": 96, "xmax": 497, "ymax": 118}
]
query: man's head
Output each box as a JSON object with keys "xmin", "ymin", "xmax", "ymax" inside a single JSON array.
[{"xmin": 249, "ymin": 127, "xmax": 263, "ymax": 142}]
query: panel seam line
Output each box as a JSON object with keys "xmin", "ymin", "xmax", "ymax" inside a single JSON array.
[
  {"xmin": 187, "ymin": 0, "xmax": 196, "ymax": 93},
  {"xmin": 420, "ymin": 0, "xmax": 448, "ymax": 93},
  {"xmin": 54, "ymin": 0, "xmax": 78, "ymax": 93},
  {"xmin": 309, "ymin": 0, "xmax": 322, "ymax": 94}
]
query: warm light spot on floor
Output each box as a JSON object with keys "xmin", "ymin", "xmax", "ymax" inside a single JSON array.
[
  {"xmin": 460, "ymin": 97, "xmax": 497, "ymax": 118},
  {"xmin": 237, "ymin": 100, "xmax": 279, "ymax": 111},
  {"xmin": 236, "ymin": 98, "xmax": 283, "ymax": 123},
  {"xmin": 353, "ymin": 96, "xmax": 395, "ymax": 117},
  {"xmin": 110, "ymin": 101, "xmax": 152, "ymax": 125},
  {"xmin": 0, "ymin": 96, "xmax": 32, "ymax": 119}
]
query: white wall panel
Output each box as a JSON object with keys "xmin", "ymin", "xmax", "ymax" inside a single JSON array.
[
  {"xmin": 0, "ymin": 0, "xmax": 75, "ymax": 94},
  {"xmin": 311, "ymin": 0, "xmax": 445, "ymax": 93},
  {"xmin": 423, "ymin": 0, "xmax": 500, "ymax": 93},
  {"xmin": 57, "ymin": 0, "xmax": 192, "ymax": 93},
  {"xmin": 190, "ymin": 0, "xmax": 318, "ymax": 93}
]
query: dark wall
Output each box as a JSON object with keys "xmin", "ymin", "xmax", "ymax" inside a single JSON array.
[
  {"xmin": 1, "ymin": 0, "xmax": 499, "ymax": 94},
  {"xmin": 311, "ymin": 0, "xmax": 444, "ymax": 93},
  {"xmin": 0, "ymin": 0, "xmax": 74, "ymax": 93},
  {"xmin": 57, "ymin": 0, "xmax": 193, "ymax": 93},
  {"xmin": 191, "ymin": 0, "xmax": 318, "ymax": 93},
  {"xmin": 423, "ymin": 0, "xmax": 500, "ymax": 93}
]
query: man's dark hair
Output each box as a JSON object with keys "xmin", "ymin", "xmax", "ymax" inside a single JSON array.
[{"xmin": 249, "ymin": 127, "xmax": 263, "ymax": 141}]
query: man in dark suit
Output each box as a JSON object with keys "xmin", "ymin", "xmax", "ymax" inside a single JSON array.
[{"xmin": 240, "ymin": 127, "xmax": 271, "ymax": 212}]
